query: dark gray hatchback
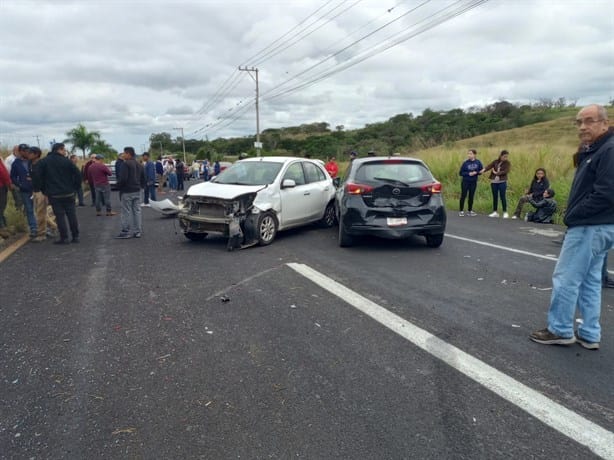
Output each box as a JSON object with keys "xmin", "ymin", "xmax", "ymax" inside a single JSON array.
[{"xmin": 335, "ymin": 157, "xmax": 446, "ymax": 247}]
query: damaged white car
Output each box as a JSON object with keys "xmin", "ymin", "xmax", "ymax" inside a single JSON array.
[{"xmin": 178, "ymin": 157, "xmax": 336, "ymax": 250}]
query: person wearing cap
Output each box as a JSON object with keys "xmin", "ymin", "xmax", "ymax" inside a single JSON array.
[
  {"xmin": 141, "ymin": 152, "xmax": 156, "ymax": 206},
  {"xmin": 115, "ymin": 146, "xmax": 145, "ymax": 239},
  {"xmin": 349, "ymin": 151, "xmax": 357, "ymax": 161},
  {"xmin": 87, "ymin": 154, "xmax": 116, "ymax": 217},
  {"xmin": 32, "ymin": 142, "xmax": 81, "ymax": 244},
  {"xmin": 70, "ymin": 154, "xmax": 86, "ymax": 206},
  {"xmin": 10, "ymin": 144, "xmax": 37, "ymax": 239}
]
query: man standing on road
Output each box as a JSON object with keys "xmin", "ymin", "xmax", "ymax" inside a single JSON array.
[
  {"xmin": 33, "ymin": 143, "xmax": 82, "ymax": 244},
  {"xmin": 530, "ymin": 104, "xmax": 614, "ymax": 350},
  {"xmin": 141, "ymin": 152, "xmax": 156, "ymax": 206},
  {"xmin": 115, "ymin": 147, "xmax": 145, "ymax": 239},
  {"xmin": 88, "ymin": 154, "xmax": 116, "ymax": 217},
  {"xmin": 82, "ymin": 153, "xmax": 96, "ymax": 206}
]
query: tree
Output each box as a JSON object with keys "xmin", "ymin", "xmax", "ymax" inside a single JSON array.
[
  {"xmin": 90, "ymin": 139, "xmax": 117, "ymax": 158},
  {"xmin": 64, "ymin": 124, "xmax": 101, "ymax": 159}
]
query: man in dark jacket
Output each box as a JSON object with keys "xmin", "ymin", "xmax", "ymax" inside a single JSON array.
[
  {"xmin": 32, "ymin": 142, "xmax": 82, "ymax": 244},
  {"xmin": 531, "ymin": 104, "xmax": 614, "ymax": 350},
  {"xmin": 115, "ymin": 147, "xmax": 146, "ymax": 239}
]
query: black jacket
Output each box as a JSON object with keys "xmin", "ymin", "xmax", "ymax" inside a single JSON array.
[
  {"xmin": 118, "ymin": 158, "xmax": 146, "ymax": 193},
  {"xmin": 528, "ymin": 197, "xmax": 557, "ymax": 224},
  {"xmin": 564, "ymin": 128, "xmax": 614, "ymax": 227},
  {"xmin": 32, "ymin": 152, "xmax": 81, "ymax": 197}
]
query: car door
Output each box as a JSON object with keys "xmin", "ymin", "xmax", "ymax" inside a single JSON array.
[
  {"xmin": 279, "ymin": 161, "xmax": 312, "ymax": 227},
  {"xmin": 302, "ymin": 161, "xmax": 332, "ymax": 221}
]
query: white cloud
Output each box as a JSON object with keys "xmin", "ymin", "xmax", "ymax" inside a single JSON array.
[{"xmin": 1, "ymin": 0, "xmax": 612, "ymax": 151}]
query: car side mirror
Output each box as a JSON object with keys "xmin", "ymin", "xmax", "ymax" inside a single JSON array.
[{"xmin": 282, "ymin": 179, "xmax": 296, "ymax": 189}]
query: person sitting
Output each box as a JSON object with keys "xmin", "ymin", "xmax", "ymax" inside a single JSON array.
[
  {"xmin": 526, "ymin": 188, "xmax": 557, "ymax": 223},
  {"xmin": 512, "ymin": 168, "xmax": 549, "ymax": 219}
]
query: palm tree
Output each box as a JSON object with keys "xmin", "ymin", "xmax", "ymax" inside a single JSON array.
[{"xmin": 64, "ymin": 124, "xmax": 101, "ymax": 159}]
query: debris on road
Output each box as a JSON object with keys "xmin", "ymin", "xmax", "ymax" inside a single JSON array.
[{"xmin": 220, "ymin": 295, "xmax": 230, "ymax": 303}]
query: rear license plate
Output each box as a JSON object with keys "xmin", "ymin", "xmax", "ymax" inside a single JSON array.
[{"xmin": 387, "ymin": 217, "xmax": 407, "ymax": 226}]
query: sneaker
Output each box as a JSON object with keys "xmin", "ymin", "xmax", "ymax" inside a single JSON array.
[
  {"xmin": 459, "ymin": 211, "xmax": 465, "ymax": 217},
  {"xmin": 31, "ymin": 235, "xmax": 46, "ymax": 242},
  {"xmin": 114, "ymin": 232, "xmax": 132, "ymax": 239},
  {"xmin": 529, "ymin": 328, "xmax": 576, "ymax": 345},
  {"xmin": 106, "ymin": 211, "xmax": 118, "ymax": 216},
  {"xmin": 575, "ymin": 332, "xmax": 599, "ymax": 350},
  {"xmin": 468, "ymin": 211, "xmax": 477, "ymax": 217},
  {"xmin": 488, "ymin": 211, "xmax": 499, "ymax": 218},
  {"xmin": 502, "ymin": 212, "xmax": 509, "ymax": 219},
  {"xmin": 133, "ymin": 232, "xmax": 142, "ymax": 238}
]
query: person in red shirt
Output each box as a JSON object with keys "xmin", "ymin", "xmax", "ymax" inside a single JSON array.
[
  {"xmin": 87, "ymin": 155, "xmax": 117, "ymax": 216},
  {"xmin": 325, "ymin": 157, "xmax": 339, "ymax": 178},
  {"xmin": 0, "ymin": 158, "xmax": 11, "ymax": 237}
]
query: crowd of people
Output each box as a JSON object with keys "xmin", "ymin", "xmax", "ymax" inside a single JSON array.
[{"xmin": 457, "ymin": 149, "xmax": 558, "ymax": 223}]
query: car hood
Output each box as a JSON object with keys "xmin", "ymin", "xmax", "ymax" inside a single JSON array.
[{"xmin": 185, "ymin": 181, "xmax": 266, "ymax": 200}]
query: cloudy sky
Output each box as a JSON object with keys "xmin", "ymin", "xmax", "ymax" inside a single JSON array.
[{"xmin": 1, "ymin": 0, "xmax": 613, "ymax": 153}]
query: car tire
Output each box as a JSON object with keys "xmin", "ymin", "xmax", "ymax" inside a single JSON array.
[
  {"xmin": 184, "ymin": 232, "xmax": 207, "ymax": 241},
  {"xmin": 257, "ymin": 212, "xmax": 278, "ymax": 246},
  {"xmin": 338, "ymin": 220, "xmax": 353, "ymax": 247},
  {"xmin": 320, "ymin": 201, "xmax": 336, "ymax": 227},
  {"xmin": 425, "ymin": 233, "xmax": 444, "ymax": 248}
]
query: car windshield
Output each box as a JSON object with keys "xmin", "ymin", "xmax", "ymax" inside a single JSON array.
[
  {"xmin": 356, "ymin": 161, "xmax": 431, "ymax": 184},
  {"xmin": 214, "ymin": 161, "xmax": 283, "ymax": 186}
]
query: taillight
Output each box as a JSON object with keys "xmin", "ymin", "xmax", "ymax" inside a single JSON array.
[
  {"xmin": 421, "ymin": 182, "xmax": 442, "ymax": 194},
  {"xmin": 345, "ymin": 183, "xmax": 374, "ymax": 195}
]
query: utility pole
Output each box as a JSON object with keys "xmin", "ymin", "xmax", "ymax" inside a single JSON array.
[
  {"xmin": 173, "ymin": 127, "xmax": 187, "ymax": 164},
  {"xmin": 33, "ymin": 135, "xmax": 41, "ymax": 148},
  {"xmin": 158, "ymin": 141, "xmax": 163, "ymax": 157},
  {"xmin": 238, "ymin": 66, "xmax": 261, "ymax": 157}
]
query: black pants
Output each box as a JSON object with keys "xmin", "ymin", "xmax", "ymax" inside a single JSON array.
[
  {"xmin": 0, "ymin": 185, "xmax": 7, "ymax": 227},
  {"xmin": 177, "ymin": 174, "xmax": 184, "ymax": 191},
  {"xmin": 49, "ymin": 195, "xmax": 79, "ymax": 241},
  {"xmin": 459, "ymin": 180, "xmax": 477, "ymax": 212}
]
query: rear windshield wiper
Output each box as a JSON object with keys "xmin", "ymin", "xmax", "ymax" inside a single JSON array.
[{"xmin": 373, "ymin": 177, "xmax": 410, "ymax": 187}]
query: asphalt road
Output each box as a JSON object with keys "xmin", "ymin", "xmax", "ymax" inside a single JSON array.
[{"xmin": 1, "ymin": 190, "xmax": 613, "ymax": 459}]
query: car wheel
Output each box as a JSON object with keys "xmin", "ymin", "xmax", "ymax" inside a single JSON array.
[
  {"xmin": 338, "ymin": 220, "xmax": 353, "ymax": 247},
  {"xmin": 425, "ymin": 233, "xmax": 444, "ymax": 248},
  {"xmin": 184, "ymin": 232, "xmax": 207, "ymax": 241},
  {"xmin": 257, "ymin": 212, "xmax": 278, "ymax": 246},
  {"xmin": 320, "ymin": 201, "xmax": 336, "ymax": 227}
]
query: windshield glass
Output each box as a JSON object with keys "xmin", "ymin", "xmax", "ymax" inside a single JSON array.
[
  {"xmin": 215, "ymin": 161, "xmax": 283, "ymax": 186},
  {"xmin": 356, "ymin": 161, "xmax": 432, "ymax": 184}
]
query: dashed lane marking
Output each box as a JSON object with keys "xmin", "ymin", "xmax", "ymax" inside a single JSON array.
[{"xmin": 288, "ymin": 262, "xmax": 614, "ymax": 460}]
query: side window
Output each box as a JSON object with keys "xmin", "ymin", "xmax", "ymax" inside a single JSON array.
[
  {"xmin": 303, "ymin": 162, "xmax": 325, "ymax": 184},
  {"xmin": 283, "ymin": 162, "xmax": 305, "ymax": 186}
]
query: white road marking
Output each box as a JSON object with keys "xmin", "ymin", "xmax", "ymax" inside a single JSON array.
[
  {"xmin": 445, "ymin": 233, "xmax": 559, "ymax": 261},
  {"xmin": 287, "ymin": 262, "xmax": 614, "ymax": 460},
  {"xmin": 446, "ymin": 233, "xmax": 614, "ymax": 276}
]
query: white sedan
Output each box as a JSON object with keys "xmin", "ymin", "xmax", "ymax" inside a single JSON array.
[{"xmin": 178, "ymin": 157, "xmax": 336, "ymax": 250}]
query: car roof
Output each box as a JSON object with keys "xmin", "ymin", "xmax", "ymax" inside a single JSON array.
[
  {"xmin": 240, "ymin": 156, "xmax": 319, "ymax": 164},
  {"xmin": 351, "ymin": 156, "xmax": 425, "ymax": 165}
]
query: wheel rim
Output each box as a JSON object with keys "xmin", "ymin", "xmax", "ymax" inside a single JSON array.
[
  {"xmin": 325, "ymin": 204, "xmax": 335, "ymax": 226},
  {"xmin": 259, "ymin": 215, "xmax": 276, "ymax": 243}
]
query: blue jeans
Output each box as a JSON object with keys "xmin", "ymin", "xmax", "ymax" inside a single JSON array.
[
  {"xmin": 490, "ymin": 182, "xmax": 507, "ymax": 212},
  {"xmin": 547, "ymin": 225, "xmax": 614, "ymax": 342},
  {"xmin": 144, "ymin": 183, "xmax": 157, "ymax": 203},
  {"xmin": 95, "ymin": 185, "xmax": 111, "ymax": 212},
  {"xmin": 20, "ymin": 191, "xmax": 37, "ymax": 236},
  {"xmin": 120, "ymin": 191, "xmax": 142, "ymax": 235}
]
